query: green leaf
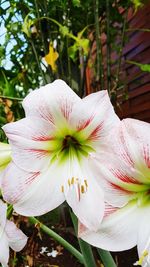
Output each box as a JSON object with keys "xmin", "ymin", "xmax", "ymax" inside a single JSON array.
[
  {"xmin": 68, "ymin": 44, "xmax": 78, "ymax": 61},
  {"xmin": 140, "ymin": 64, "xmax": 150, "ymax": 72},
  {"xmin": 72, "ymin": 0, "xmax": 81, "ymax": 7},
  {"xmin": 127, "ymin": 60, "xmax": 150, "ymax": 72},
  {"xmin": 22, "ymin": 13, "xmax": 35, "ymax": 38},
  {"xmin": 131, "ymin": 0, "xmax": 143, "ymax": 12},
  {"xmin": 78, "ymin": 38, "xmax": 89, "ymax": 55},
  {"xmin": 0, "ymin": 70, "xmax": 14, "ymax": 96}
]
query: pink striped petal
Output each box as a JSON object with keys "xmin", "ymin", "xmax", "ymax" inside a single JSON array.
[
  {"xmin": 89, "ymin": 155, "xmax": 135, "ymax": 208},
  {"xmin": 108, "ymin": 119, "xmax": 150, "ymax": 184},
  {"xmin": 80, "ymin": 200, "xmax": 142, "ymax": 251},
  {"xmin": 70, "ymin": 90, "xmax": 119, "ymax": 147},
  {"xmin": 2, "ymin": 162, "xmax": 65, "ymax": 216},
  {"xmin": 2, "ymin": 162, "xmax": 40, "ymax": 204},
  {"xmin": 120, "ymin": 119, "xmax": 150, "ymax": 177},
  {"xmin": 23, "ymin": 80, "xmax": 81, "ymax": 125},
  {"xmin": 2, "ymin": 117, "xmax": 56, "ymax": 172}
]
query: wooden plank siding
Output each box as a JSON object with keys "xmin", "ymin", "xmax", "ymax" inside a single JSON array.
[
  {"xmin": 116, "ymin": 3, "xmax": 150, "ymax": 122},
  {"xmin": 86, "ymin": 3, "xmax": 150, "ymax": 122}
]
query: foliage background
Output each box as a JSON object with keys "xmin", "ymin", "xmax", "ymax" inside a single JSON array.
[
  {"xmin": 0, "ymin": 0, "xmax": 149, "ymax": 266},
  {"xmin": 0, "ymin": 0, "xmax": 148, "ymax": 133}
]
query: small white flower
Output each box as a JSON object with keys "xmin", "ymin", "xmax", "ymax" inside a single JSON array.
[
  {"xmin": 40, "ymin": 246, "xmax": 48, "ymax": 254},
  {"xmin": 47, "ymin": 249, "xmax": 58, "ymax": 258}
]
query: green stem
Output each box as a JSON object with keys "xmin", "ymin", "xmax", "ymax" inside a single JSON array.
[
  {"xmin": 29, "ymin": 216, "xmax": 84, "ymax": 265},
  {"xmin": 106, "ymin": 0, "xmax": 111, "ymax": 95},
  {"xmin": 97, "ymin": 248, "xmax": 117, "ymax": 267},
  {"xmin": 66, "ymin": 37, "xmax": 72, "ymax": 87},
  {"xmin": 30, "ymin": 40, "xmax": 47, "ymax": 85},
  {"xmin": 34, "ymin": 0, "xmax": 47, "ymax": 55},
  {"xmin": 7, "ymin": 204, "xmax": 13, "ymax": 219},
  {"xmin": 79, "ymin": 240, "xmax": 97, "ymax": 267},
  {"xmin": 0, "ymin": 95, "xmax": 23, "ymax": 101},
  {"xmin": 39, "ymin": 17, "xmax": 85, "ymax": 43},
  {"xmin": 94, "ymin": 0, "xmax": 104, "ymax": 90},
  {"xmin": 116, "ymin": 12, "xmax": 127, "ymax": 83},
  {"xmin": 70, "ymin": 211, "xmax": 97, "ymax": 267},
  {"xmin": 125, "ymin": 28, "xmax": 150, "ymax": 32}
]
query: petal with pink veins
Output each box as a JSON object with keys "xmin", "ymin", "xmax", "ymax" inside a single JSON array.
[
  {"xmin": 115, "ymin": 119, "xmax": 150, "ymax": 183},
  {"xmin": 2, "ymin": 162, "xmax": 65, "ymax": 216},
  {"xmin": 79, "ymin": 200, "xmax": 142, "ymax": 251},
  {"xmin": 89, "ymin": 155, "xmax": 137, "ymax": 208},
  {"xmin": 2, "ymin": 117, "xmax": 57, "ymax": 172},
  {"xmin": 22, "ymin": 80, "xmax": 81, "ymax": 126},
  {"xmin": 70, "ymin": 90, "xmax": 119, "ymax": 146}
]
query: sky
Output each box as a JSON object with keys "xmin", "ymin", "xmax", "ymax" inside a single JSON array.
[{"xmin": 0, "ymin": 1, "xmax": 18, "ymax": 69}]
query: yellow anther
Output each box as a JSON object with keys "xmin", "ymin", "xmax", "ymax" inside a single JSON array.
[
  {"xmin": 143, "ymin": 250, "xmax": 149, "ymax": 257},
  {"xmin": 81, "ymin": 185, "xmax": 85, "ymax": 193},
  {"xmin": 134, "ymin": 250, "xmax": 149, "ymax": 266},
  {"xmin": 61, "ymin": 185, "xmax": 64, "ymax": 193},
  {"xmin": 68, "ymin": 179, "xmax": 71, "ymax": 186},
  {"xmin": 71, "ymin": 177, "xmax": 75, "ymax": 184},
  {"xmin": 84, "ymin": 179, "xmax": 88, "ymax": 188}
]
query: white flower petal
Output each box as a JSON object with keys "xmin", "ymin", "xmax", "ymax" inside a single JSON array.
[
  {"xmin": 63, "ymin": 158, "xmax": 105, "ymax": 231},
  {"xmin": 137, "ymin": 208, "xmax": 150, "ymax": 266},
  {"xmin": 2, "ymin": 162, "xmax": 65, "ymax": 216},
  {"xmin": 115, "ymin": 119, "xmax": 150, "ymax": 183},
  {"xmin": 5, "ymin": 220, "xmax": 27, "ymax": 251},
  {"xmin": 66, "ymin": 178, "xmax": 104, "ymax": 231},
  {"xmin": 0, "ymin": 232, "xmax": 9, "ymax": 267},
  {"xmin": 80, "ymin": 200, "xmax": 142, "ymax": 251},
  {"xmin": 23, "ymin": 79, "xmax": 81, "ymax": 125},
  {"xmin": 70, "ymin": 90, "xmax": 119, "ymax": 145},
  {"xmin": 89, "ymin": 155, "xmax": 135, "ymax": 208},
  {"xmin": 0, "ymin": 200, "xmax": 7, "ymax": 234},
  {"xmin": 2, "ymin": 117, "xmax": 55, "ymax": 172}
]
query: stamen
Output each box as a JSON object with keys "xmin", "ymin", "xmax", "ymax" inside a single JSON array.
[
  {"xmin": 134, "ymin": 250, "xmax": 149, "ymax": 266},
  {"xmin": 61, "ymin": 185, "xmax": 64, "ymax": 193},
  {"xmin": 81, "ymin": 185, "xmax": 85, "ymax": 193},
  {"xmin": 84, "ymin": 179, "xmax": 88, "ymax": 188},
  {"xmin": 77, "ymin": 183, "xmax": 81, "ymax": 201},
  {"xmin": 68, "ymin": 179, "xmax": 71, "ymax": 186},
  {"xmin": 71, "ymin": 177, "xmax": 75, "ymax": 184}
]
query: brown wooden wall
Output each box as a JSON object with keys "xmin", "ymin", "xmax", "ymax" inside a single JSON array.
[
  {"xmin": 116, "ymin": 3, "xmax": 150, "ymax": 122},
  {"xmin": 86, "ymin": 3, "xmax": 150, "ymax": 122}
]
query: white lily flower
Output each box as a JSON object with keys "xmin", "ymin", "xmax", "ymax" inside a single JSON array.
[
  {"xmin": 2, "ymin": 79, "xmax": 119, "ymax": 231},
  {"xmin": 0, "ymin": 200, "xmax": 27, "ymax": 267},
  {"xmin": 80, "ymin": 118, "xmax": 150, "ymax": 266}
]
